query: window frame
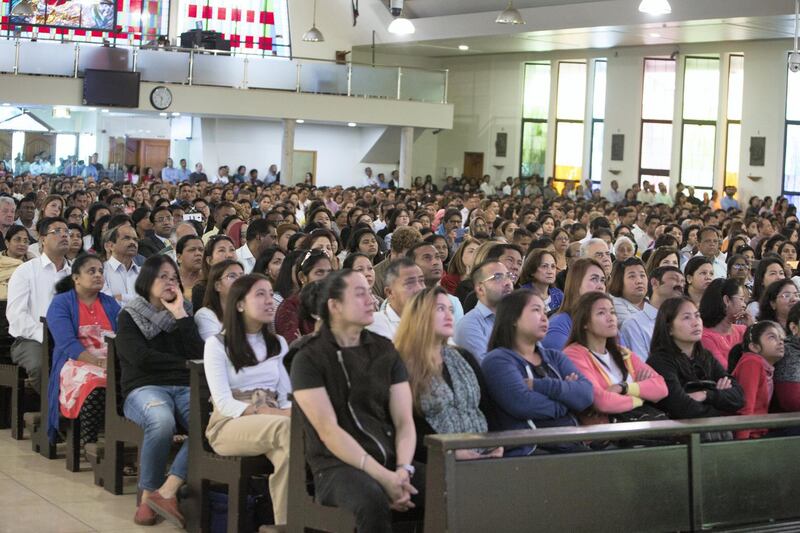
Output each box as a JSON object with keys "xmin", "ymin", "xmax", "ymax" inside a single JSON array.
[
  {"xmin": 552, "ymin": 60, "xmax": 587, "ymax": 184},
  {"xmin": 589, "ymin": 59, "xmax": 607, "ymax": 185},
  {"xmin": 638, "ymin": 57, "xmax": 677, "ymax": 187},
  {"xmin": 519, "ymin": 62, "xmax": 552, "ymax": 179},
  {"xmin": 723, "ymin": 54, "xmax": 744, "ymax": 189}
]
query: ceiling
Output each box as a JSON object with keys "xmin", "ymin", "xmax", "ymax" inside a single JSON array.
[{"xmin": 359, "ymin": 0, "xmax": 797, "ymax": 58}]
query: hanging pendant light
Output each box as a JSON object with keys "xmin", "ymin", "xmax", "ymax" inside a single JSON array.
[
  {"xmin": 638, "ymin": 0, "xmax": 672, "ymax": 16},
  {"xmin": 302, "ymin": 0, "xmax": 325, "ymax": 42},
  {"xmin": 388, "ymin": 16, "xmax": 415, "ymax": 35},
  {"xmin": 495, "ymin": 1, "xmax": 526, "ymax": 25}
]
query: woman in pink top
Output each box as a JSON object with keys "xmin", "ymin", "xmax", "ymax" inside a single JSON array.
[
  {"xmin": 700, "ymin": 278, "xmax": 749, "ymax": 368},
  {"xmin": 563, "ymin": 292, "xmax": 667, "ymax": 424}
]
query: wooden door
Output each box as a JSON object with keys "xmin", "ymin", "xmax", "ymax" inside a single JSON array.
[
  {"xmin": 24, "ymin": 133, "xmax": 55, "ymax": 162},
  {"xmin": 0, "ymin": 132, "xmax": 11, "ymax": 163},
  {"xmin": 463, "ymin": 152, "xmax": 484, "ymax": 180},
  {"xmin": 125, "ymin": 138, "xmax": 140, "ymax": 168},
  {"xmin": 293, "ymin": 150, "xmax": 317, "ymax": 185},
  {"xmin": 138, "ymin": 139, "xmax": 170, "ymax": 176}
]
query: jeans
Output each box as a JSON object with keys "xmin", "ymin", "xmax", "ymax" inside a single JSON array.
[{"xmin": 123, "ymin": 385, "xmax": 190, "ymax": 492}]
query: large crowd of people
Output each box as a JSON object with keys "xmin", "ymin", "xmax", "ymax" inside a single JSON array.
[{"xmin": 2, "ymin": 163, "xmax": 800, "ymax": 531}]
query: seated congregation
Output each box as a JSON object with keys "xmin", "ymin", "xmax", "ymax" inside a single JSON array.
[{"xmin": 2, "ymin": 170, "xmax": 800, "ymax": 531}]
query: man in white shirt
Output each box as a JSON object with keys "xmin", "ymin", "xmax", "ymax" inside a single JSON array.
[
  {"xmin": 607, "ymin": 180, "xmax": 625, "ymax": 205},
  {"xmin": 368, "ymin": 258, "xmax": 425, "ymax": 340},
  {"xmin": 363, "ymin": 167, "xmax": 378, "ymax": 188},
  {"xmin": 635, "ymin": 214, "xmax": 660, "ymax": 253},
  {"xmin": 639, "ymin": 180, "xmax": 657, "ymax": 204},
  {"xmin": 694, "ymin": 226, "xmax": 727, "ymax": 279},
  {"xmin": 653, "ymin": 182, "xmax": 674, "ymax": 206},
  {"xmin": 235, "ymin": 219, "xmax": 277, "ymax": 274},
  {"xmin": 7, "ymin": 217, "xmax": 71, "ymax": 389},
  {"xmin": 102, "ymin": 225, "xmax": 141, "ymax": 304},
  {"xmin": 29, "ymin": 156, "xmax": 44, "ymax": 176},
  {"xmin": 480, "ymin": 175, "xmax": 495, "ymax": 197}
]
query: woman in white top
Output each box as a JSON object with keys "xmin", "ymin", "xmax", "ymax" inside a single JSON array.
[
  {"xmin": 203, "ymin": 274, "xmax": 291, "ymax": 525},
  {"xmin": 194, "ymin": 259, "xmax": 244, "ymax": 340}
]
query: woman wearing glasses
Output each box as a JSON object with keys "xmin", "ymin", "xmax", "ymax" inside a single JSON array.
[
  {"xmin": 726, "ymin": 254, "xmax": 752, "ymax": 302},
  {"xmin": 481, "ymin": 289, "xmax": 593, "ymax": 455},
  {"xmin": 541, "ymin": 258, "xmax": 607, "ymax": 351},
  {"xmin": 757, "ymin": 279, "xmax": 800, "ymax": 331},
  {"xmin": 115, "ymin": 255, "xmax": 204, "ymax": 527},
  {"xmin": 194, "ymin": 259, "xmax": 244, "ymax": 340},
  {"xmin": 275, "ymin": 249, "xmax": 333, "ymax": 343},
  {"xmin": 699, "ymin": 278, "xmax": 749, "ymax": 368},
  {"xmin": 190, "ymin": 235, "xmax": 238, "ymax": 311}
]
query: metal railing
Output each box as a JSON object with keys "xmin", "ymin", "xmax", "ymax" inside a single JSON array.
[{"xmin": 0, "ymin": 37, "xmax": 449, "ymax": 104}]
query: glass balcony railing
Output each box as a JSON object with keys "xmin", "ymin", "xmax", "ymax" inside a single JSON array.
[{"xmin": 0, "ymin": 38, "xmax": 449, "ymax": 104}]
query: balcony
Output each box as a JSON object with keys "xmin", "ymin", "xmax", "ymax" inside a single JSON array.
[{"xmin": 0, "ymin": 38, "xmax": 449, "ymax": 105}]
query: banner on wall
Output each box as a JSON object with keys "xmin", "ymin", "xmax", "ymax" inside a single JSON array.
[{"xmin": 9, "ymin": 0, "xmax": 116, "ymax": 30}]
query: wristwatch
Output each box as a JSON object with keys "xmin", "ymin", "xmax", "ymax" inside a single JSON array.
[
  {"xmin": 619, "ymin": 381, "xmax": 629, "ymax": 395},
  {"xmin": 397, "ymin": 463, "xmax": 416, "ymax": 477}
]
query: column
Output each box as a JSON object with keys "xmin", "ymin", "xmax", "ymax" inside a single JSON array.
[
  {"xmin": 399, "ymin": 126, "xmax": 413, "ymax": 189},
  {"xmin": 281, "ymin": 118, "xmax": 295, "ymax": 185}
]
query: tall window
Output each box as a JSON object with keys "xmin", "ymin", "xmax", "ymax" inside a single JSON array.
[
  {"xmin": 784, "ymin": 58, "xmax": 800, "ymax": 206},
  {"xmin": 680, "ymin": 57, "xmax": 720, "ymax": 195},
  {"xmin": 725, "ymin": 55, "xmax": 744, "ymax": 189},
  {"xmin": 520, "ymin": 63, "xmax": 551, "ymax": 178},
  {"xmin": 553, "ymin": 61, "xmax": 587, "ymax": 183},
  {"xmin": 639, "ymin": 58, "xmax": 676, "ymax": 189},
  {"xmin": 590, "ymin": 59, "xmax": 607, "ymax": 186}
]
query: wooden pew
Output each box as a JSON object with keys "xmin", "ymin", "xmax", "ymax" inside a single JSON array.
[
  {"xmin": 424, "ymin": 413, "xmax": 800, "ymax": 533},
  {"xmin": 0, "ymin": 300, "xmax": 27, "ymax": 440},
  {"xmin": 183, "ymin": 359, "xmax": 273, "ymax": 533}
]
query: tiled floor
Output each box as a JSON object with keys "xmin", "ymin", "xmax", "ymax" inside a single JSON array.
[{"xmin": 0, "ymin": 428, "xmax": 178, "ymax": 533}]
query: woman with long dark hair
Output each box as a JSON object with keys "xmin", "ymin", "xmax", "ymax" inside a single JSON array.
[
  {"xmin": 757, "ymin": 278, "xmax": 800, "ymax": 330},
  {"xmin": 563, "ymin": 292, "xmax": 667, "ymax": 424},
  {"xmin": 204, "ymin": 274, "xmax": 291, "ymax": 525},
  {"xmin": 747, "ymin": 255, "xmax": 787, "ymax": 320},
  {"xmin": 190, "ymin": 234, "xmax": 237, "ymax": 310},
  {"xmin": 481, "ymin": 289, "xmax": 593, "ymax": 455},
  {"xmin": 607, "ymin": 257, "xmax": 648, "ymax": 328},
  {"xmin": 647, "ymin": 297, "xmax": 744, "ymax": 421},
  {"xmin": 683, "ymin": 256, "xmax": 714, "ymax": 306},
  {"xmin": 252, "ymin": 246, "xmax": 286, "ymax": 286},
  {"xmin": 275, "ymin": 249, "xmax": 332, "ymax": 342},
  {"xmin": 699, "ymin": 278, "xmax": 748, "ymax": 368},
  {"xmin": 115, "ymin": 255, "xmax": 204, "ymax": 526},
  {"xmin": 194, "ymin": 259, "xmax": 244, "ymax": 340}
]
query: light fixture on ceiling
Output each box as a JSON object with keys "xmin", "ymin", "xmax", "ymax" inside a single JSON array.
[
  {"xmin": 495, "ymin": 1, "xmax": 525, "ymax": 25},
  {"xmin": 790, "ymin": 0, "xmax": 800, "ymax": 73},
  {"xmin": 302, "ymin": 0, "xmax": 325, "ymax": 42},
  {"xmin": 458, "ymin": 44, "xmax": 470, "ymax": 51},
  {"xmin": 159, "ymin": 112, "xmax": 168, "ymax": 117},
  {"xmin": 52, "ymin": 106, "xmax": 71, "ymax": 119},
  {"xmin": 638, "ymin": 0, "xmax": 671, "ymax": 16},
  {"xmin": 649, "ymin": 32, "xmax": 661, "ymax": 38},
  {"xmin": 101, "ymin": 109, "xmax": 109, "ymax": 113},
  {"xmin": 296, "ymin": 119, "xmax": 305, "ymax": 124},
  {"xmin": 1, "ymin": 103, "xmax": 9, "ymax": 107},
  {"xmin": 347, "ymin": 122, "xmax": 357, "ymax": 127},
  {"xmin": 388, "ymin": 16, "xmax": 415, "ymax": 35},
  {"xmin": 171, "ymin": 112, "xmax": 181, "ymax": 117}
]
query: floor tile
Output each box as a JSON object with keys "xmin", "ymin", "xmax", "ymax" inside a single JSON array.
[
  {"xmin": 0, "ymin": 478, "xmax": 48, "ymax": 506},
  {"xmin": 0, "ymin": 501, "xmax": 94, "ymax": 533},
  {"xmin": 64, "ymin": 498, "xmax": 179, "ymax": 531}
]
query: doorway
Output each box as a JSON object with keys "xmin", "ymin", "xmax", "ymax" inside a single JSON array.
[
  {"xmin": 463, "ymin": 152, "xmax": 484, "ymax": 180},
  {"xmin": 293, "ymin": 150, "xmax": 317, "ymax": 185},
  {"xmin": 138, "ymin": 139, "xmax": 171, "ymax": 176}
]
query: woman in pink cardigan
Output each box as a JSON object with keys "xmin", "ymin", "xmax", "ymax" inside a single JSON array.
[
  {"xmin": 699, "ymin": 278, "xmax": 750, "ymax": 368},
  {"xmin": 563, "ymin": 292, "xmax": 667, "ymax": 424}
]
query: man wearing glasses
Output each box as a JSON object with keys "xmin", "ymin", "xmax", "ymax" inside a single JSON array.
[
  {"xmin": 138, "ymin": 205, "xmax": 175, "ymax": 260},
  {"xmin": 454, "ymin": 260, "xmax": 515, "ymax": 362},
  {"xmin": 6, "ymin": 217, "xmax": 71, "ymax": 390}
]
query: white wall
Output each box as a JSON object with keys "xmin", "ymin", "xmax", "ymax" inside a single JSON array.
[{"xmin": 434, "ymin": 39, "xmax": 793, "ymax": 199}]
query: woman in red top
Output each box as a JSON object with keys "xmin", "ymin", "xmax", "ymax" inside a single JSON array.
[
  {"xmin": 729, "ymin": 321, "xmax": 785, "ymax": 439},
  {"xmin": 440, "ymin": 237, "xmax": 480, "ymax": 295},
  {"xmin": 700, "ymin": 278, "xmax": 749, "ymax": 368},
  {"xmin": 275, "ymin": 249, "xmax": 332, "ymax": 342}
]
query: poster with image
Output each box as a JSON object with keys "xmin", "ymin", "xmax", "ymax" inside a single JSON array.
[{"xmin": 8, "ymin": 0, "xmax": 115, "ymax": 31}]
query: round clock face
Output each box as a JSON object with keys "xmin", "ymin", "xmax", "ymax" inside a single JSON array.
[{"xmin": 150, "ymin": 86, "xmax": 172, "ymax": 110}]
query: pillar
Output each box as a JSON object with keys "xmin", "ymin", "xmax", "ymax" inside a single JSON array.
[
  {"xmin": 399, "ymin": 126, "xmax": 413, "ymax": 189},
  {"xmin": 281, "ymin": 118, "xmax": 295, "ymax": 185}
]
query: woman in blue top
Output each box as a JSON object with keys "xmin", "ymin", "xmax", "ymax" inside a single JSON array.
[
  {"xmin": 481, "ymin": 289, "xmax": 593, "ymax": 455},
  {"xmin": 540, "ymin": 258, "xmax": 606, "ymax": 351},
  {"xmin": 518, "ymin": 248, "xmax": 563, "ymax": 314},
  {"xmin": 46, "ymin": 254, "xmax": 121, "ymax": 444}
]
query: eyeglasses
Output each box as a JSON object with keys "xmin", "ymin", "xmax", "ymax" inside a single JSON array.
[
  {"xmin": 778, "ymin": 291, "xmax": 800, "ymax": 301},
  {"xmin": 480, "ymin": 272, "xmax": 518, "ymax": 284},
  {"xmin": 222, "ymin": 272, "xmax": 243, "ymax": 282},
  {"xmin": 157, "ymin": 273, "xmax": 179, "ymax": 284},
  {"xmin": 153, "ymin": 216, "xmax": 172, "ymax": 224},
  {"xmin": 731, "ymin": 264, "xmax": 749, "ymax": 271},
  {"xmin": 46, "ymin": 227, "xmax": 69, "ymax": 236}
]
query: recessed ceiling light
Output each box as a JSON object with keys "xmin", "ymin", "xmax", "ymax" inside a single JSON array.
[
  {"xmin": 347, "ymin": 122, "xmax": 357, "ymax": 127},
  {"xmin": 85, "ymin": 107, "xmax": 96, "ymax": 111},
  {"xmin": 101, "ymin": 109, "xmax": 109, "ymax": 113},
  {"xmin": 649, "ymin": 32, "xmax": 661, "ymax": 37},
  {"xmin": 638, "ymin": 0, "xmax": 671, "ymax": 15},
  {"xmin": 296, "ymin": 119, "xmax": 305, "ymax": 124},
  {"xmin": 159, "ymin": 112, "xmax": 168, "ymax": 117},
  {"xmin": 1, "ymin": 103, "xmax": 10, "ymax": 107},
  {"xmin": 171, "ymin": 112, "xmax": 181, "ymax": 117},
  {"xmin": 458, "ymin": 44, "xmax": 469, "ymax": 51}
]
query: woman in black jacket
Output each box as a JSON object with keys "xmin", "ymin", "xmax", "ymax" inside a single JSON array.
[
  {"xmin": 647, "ymin": 296, "xmax": 744, "ymax": 420},
  {"xmin": 116, "ymin": 255, "xmax": 204, "ymax": 528}
]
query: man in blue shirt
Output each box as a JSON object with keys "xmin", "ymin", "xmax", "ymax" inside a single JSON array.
[
  {"xmin": 176, "ymin": 159, "xmax": 191, "ymax": 182},
  {"xmin": 720, "ymin": 186, "xmax": 741, "ymax": 211},
  {"xmin": 454, "ymin": 259, "xmax": 514, "ymax": 361},
  {"xmin": 619, "ymin": 266, "xmax": 685, "ymax": 361},
  {"xmin": 160, "ymin": 158, "xmax": 180, "ymax": 184}
]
